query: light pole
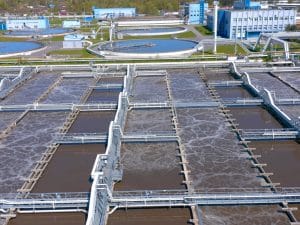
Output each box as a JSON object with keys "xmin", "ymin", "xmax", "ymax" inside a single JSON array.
[{"xmin": 213, "ymin": 1, "xmax": 219, "ymax": 54}]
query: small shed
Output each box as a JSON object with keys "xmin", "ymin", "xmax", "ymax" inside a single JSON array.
[{"xmin": 63, "ymin": 34, "xmax": 85, "ymax": 49}]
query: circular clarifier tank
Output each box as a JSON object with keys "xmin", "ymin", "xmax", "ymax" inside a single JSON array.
[
  {"xmin": 92, "ymin": 39, "xmax": 202, "ymax": 59},
  {"xmin": 5, "ymin": 28, "xmax": 72, "ymax": 37},
  {"xmin": 119, "ymin": 27, "xmax": 187, "ymax": 36},
  {"xmin": 0, "ymin": 41, "xmax": 43, "ymax": 56}
]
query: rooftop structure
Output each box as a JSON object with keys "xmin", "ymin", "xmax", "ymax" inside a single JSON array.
[
  {"xmin": 62, "ymin": 20, "xmax": 81, "ymax": 29},
  {"xmin": 93, "ymin": 7, "xmax": 136, "ymax": 20}
]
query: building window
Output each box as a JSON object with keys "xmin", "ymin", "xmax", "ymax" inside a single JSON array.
[
  {"xmin": 269, "ymin": 17, "xmax": 273, "ymax": 20},
  {"xmin": 233, "ymin": 18, "xmax": 237, "ymax": 22},
  {"xmin": 264, "ymin": 17, "xmax": 268, "ymax": 21},
  {"xmin": 254, "ymin": 17, "xmax": 258, "ymax": 21},
  {"xmin": 238, "ymin": 18, "xmax": 242, "ymax": 21}
]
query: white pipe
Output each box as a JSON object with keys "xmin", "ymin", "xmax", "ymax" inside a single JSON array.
[
  {"xmin": 213, "ymin": 1, "xmax": 219, "ymax": 54},
  {"xmin": 17, "ymin": 209, "xmax": 87, "ymax": 214}
]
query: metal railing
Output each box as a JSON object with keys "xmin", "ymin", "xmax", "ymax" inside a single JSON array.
[
  {"xmin": 208, "ymin": 80, "xmax": 243, "ymax": 87},
  {"xmin": 240, "ymin": 128, "xmax": 299, "ymax": 140}
]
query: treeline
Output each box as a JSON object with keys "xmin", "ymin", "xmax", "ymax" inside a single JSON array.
[{"xmin": 0, "ymin": 0, "xmax": 237, "ymax": 15}]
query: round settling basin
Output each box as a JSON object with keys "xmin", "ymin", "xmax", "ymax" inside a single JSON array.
[
  {"xmin": 119, "ymin": 27, "xmax": 187, "ymax": 36},
  {"xmin": 5, "ymin": 28, "xmax": 72, "ymax": 37},
  {"xmin": 0, "ymin": 41, "xmax": 43, "ymax": 56},
  {"xmin": 95, "ymin": 39, "xmax": 202, "ymax": 59}
]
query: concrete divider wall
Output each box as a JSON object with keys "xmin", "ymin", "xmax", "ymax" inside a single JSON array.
[{"xmin": 87, "ymin": 64, "xmax": 132, "ymax": 225}]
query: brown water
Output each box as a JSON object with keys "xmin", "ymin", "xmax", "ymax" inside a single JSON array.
[
  {"xmin": 32, "ymin": 144, "xmax": 106, "ymax": 192},
  {"xmin": 86, "ymin": 89, "xmax": 120, "ymax": 103},
  {"xmin": 97, "ymin": 77, "xmax": 124, "ymax": 84},
  {"xmin": 204, "ymin": 71, "xmax": 235, "ymax": 81},
  {"xmin": 215, "ymin": 86, "xmax": 254, "ymax": 99},
  {"xmin": 291, "ymin": 204, "xmax": 300, "ymax": 221},
  {"xmin": 114, "ymin": 143, "xmax": 185, "ymax": 191},
  {"xmin": 8, "ymin": 213, "xmax": 86, "ymax": 225},
  {"xmin": 200, "ymin": 205, "xmax": 290, "ymax": 225},
  {"xmin": 229, "ymin": 106, "xmax": 284, "ymax": 129},
  {"xmin": 68, "ymin": 111, "xmax": 115, "ymax": 133},
  {"xmin": 249, "ymin": 141, "xmax": 300, "ymax": 187},
  {"xmin": 107, "ymin": 207, "xmax": 192, "ymax": 225}
]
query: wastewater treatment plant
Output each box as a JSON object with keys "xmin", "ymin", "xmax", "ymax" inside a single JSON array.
[{"xmin": 0, "ymin": 3, "xmax": 299, "ymax": 224}]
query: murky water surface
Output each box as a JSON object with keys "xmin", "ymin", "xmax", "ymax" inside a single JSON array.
[
  {"xmin": 125, "ymin": 109, "xmax": 173, "ymax": 133},
  {"xmin": 248, "ymin": 72, "xmax": 299, "ymax": 98},
  {"xmin": 41, "ymin": 78, "xmax": 93, "ymax": 104},
  {"xmin": 68, "ymin": 111, "xmax": 115, "ymax": 133},
  {"xmin": 114, "ymin": 142, "xmax": 185, "ymax": 191},
  {"xmin": 215, "ymin": 86, "xmax": 254, "ymax": 99},
  {"xmin": 107, "ymin": 208, "xmax": 192, "ymax": 225},
  {"xmin": 176, "ymin": 108, "xmax": 265, "ymax": 190},
  {"xmin": 200, "ymin": 205, "xmax": 290, "ymax": 225},
  {"xmin": 131, "ymin": 76, "xmax": 168, "ymax": 102},
  {"xmin": 168, "ymin": 69, "xmax": 212, "ymax": 101},
  {"xmin": 249, "ymin": 140, "xmax": 300, "ymax": 187},
  {"xmin": 228, "ymin": 106, "xmax": 284, "ymax": 129},
  {"xmin": 8, "ymin": 213, "xmax": 86, "ymax": 225},
  {"xmin": 0, "ymin": 111, "xmax": 68, "ymax": 192},
  {"xmin": 1, "ymin": 73, "xmax": 59, "ymax": 105},
  {"xmin": 32, "ymin": 144, "xmax": 106, "ymax": 192}
]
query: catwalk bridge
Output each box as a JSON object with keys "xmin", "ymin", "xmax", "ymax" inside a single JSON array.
[{"xmin": 1, "ymin": 188, "xmax": 300, "ymax": 211}]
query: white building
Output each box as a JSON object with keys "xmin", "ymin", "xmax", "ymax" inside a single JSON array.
[
  {"xmin": 6, "ymin": 18, "xmax": 49, "ymax": 30},
  {"xmin": 207, "ymin": 3, "xmax": 297, "ymax": 39},
  {"xmin": 63, "ymin": 34, "xmax": 85, "ymax": 49}
]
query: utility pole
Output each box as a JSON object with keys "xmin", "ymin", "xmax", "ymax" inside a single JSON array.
[{"xmin": 213, "ymin": 1, "xmax": 219, "ymax": 54}]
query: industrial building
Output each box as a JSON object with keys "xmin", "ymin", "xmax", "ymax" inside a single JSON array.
[
  {"xmin": 93, "ymin": 7, "xmax": 136, "ymax": 20},
  {"xmin": 62, "ymin": 20, "xmax": 81, "ymax": 29},
  {"xmin": 184, "ymin": 0, "xmax": 208, "ymax": 24},
  {"xmin": 6, "ymin": 18, "xmax": 50, "ymax": 30},
  {"xmin": 207, "ymin": 0, "xmax": 297, "ymax": 39}
]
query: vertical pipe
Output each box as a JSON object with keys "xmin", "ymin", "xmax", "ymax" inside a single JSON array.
[{"xmin": 213, "ymin": 1, "xmax": 219, "ymax": 54}]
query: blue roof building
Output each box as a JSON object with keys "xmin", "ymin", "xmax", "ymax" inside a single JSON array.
[
  {"xmin": 184, "ymin": 0, "xmax": 208, "ymax": 24},
  {"xmin": 6, "ymin": 18, "xmax": 49, "ymax": 30},
  {"xmin": 93, "ymin": 7, "xmax": 136, "ymax": 20}
]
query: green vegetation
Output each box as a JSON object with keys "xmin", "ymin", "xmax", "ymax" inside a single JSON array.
[
  {"xmin": 196, "ymin": 44, "xmax": 246, "ymax": 56},
  {"xmin": 195, "ymin": 26, "xmax": 213, "ymax": 36},
  {"xmin": 0, "ymin": 0, "xmax": 236, "ymax": 15},
  {"xmin": 0, "ymin": 36, "xmax": 27, "ymax": 41},
  {"xmin": 175, "ymin": 31, "xmax": 196, "ymax": 39},
  {"xmin": 42, "ymin": 35, "xmax": 65, "ymax": 42},
  {"xmin": 47, "ymin": 49, "xmax": 97, "ymax": 58},
  {"xmin": 49, "ymin": 17, "xmax": 64, "ymax": 27}
]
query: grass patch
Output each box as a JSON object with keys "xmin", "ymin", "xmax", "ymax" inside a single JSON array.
[
  {"xmin": 42, "ymin": 35, "xmax": 65, "ymax": 42},
  {"xmin": 47, "ymin": 49, "xmax": 97, "ymax": 58},
  {"xmin": 175, "ymin": 31, "xmax": 196, "ymax": 39},
  {"xmin": 195, "ymin": 26, "xmax": 213, "ymax": 36},
  {"xmin": 196, "ymin": 44, "xmax": 246, "ymax": 56},
  {"xmin": 0, "ymin": 36, "xmax": 27, "ymax": 41}
]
